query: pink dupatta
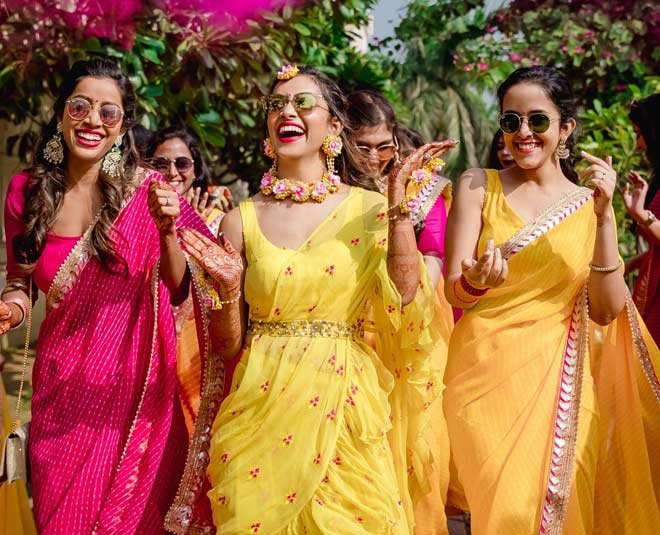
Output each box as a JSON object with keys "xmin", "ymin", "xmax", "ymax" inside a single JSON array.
[{"xmin": 28, "ymin": 171, "xmax": 216, "ymax": 534}]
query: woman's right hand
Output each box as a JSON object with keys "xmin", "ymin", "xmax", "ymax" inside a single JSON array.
[
  {"xmin": 180, "ymin": 228, "xmax": 243, "ymax": 298},
  {"xmin": 460, "ymin": 239, "xmax": 508, "ymax": 289}
]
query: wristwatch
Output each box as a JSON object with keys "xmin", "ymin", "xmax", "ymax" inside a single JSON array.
[{"xmin": 642, "ymin": 210, "xmax": 658, "ymax": 227}]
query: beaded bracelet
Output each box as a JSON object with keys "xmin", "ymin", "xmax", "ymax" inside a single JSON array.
[
  {"xmin": 459, "ymin": 274, "xmax": 488, "ymax": 296},
  {"xmin": 588, "ymin": 260, "xmax": 622, "ymax": 273},
  {"xmin": 218, "ymin": 290, "xmax": 242, "ymax": 305}
]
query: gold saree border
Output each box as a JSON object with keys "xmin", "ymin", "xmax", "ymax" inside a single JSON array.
[
  {"xmin": 538, "ymin": 285, "xmax": 589, "ymax": 534},
  {"xmin": 45, "ymin": 171, "xmax": 144, "ymax": 311},
  {"xmin": 165, "ymin": 258, "xmax": 225, "ymax": 535},
  {"xmin": 500, "ymin": 188, "xmax": 592, "ymax": 261},
  {"xmin": 625, "ymin": 292, "xmax": 660, "ymax": 404}
]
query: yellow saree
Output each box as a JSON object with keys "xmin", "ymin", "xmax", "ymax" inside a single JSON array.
[
  {"xmin": 1, "ymin": 380, "xmax": 36, "ymax": 535},
  {"xmin": 444, "ymin": 169, "xmax": 660, "ymax": 535}
]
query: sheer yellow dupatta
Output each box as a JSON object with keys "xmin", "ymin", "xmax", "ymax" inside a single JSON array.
[{"xmin": 444, "ymin": 169, "xmax": 660, "ymax": 535}]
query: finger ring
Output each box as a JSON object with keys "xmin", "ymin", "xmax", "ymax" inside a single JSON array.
[{"xmin": 423, "ymin": 152, "xmax": 431, "ymax": 161}]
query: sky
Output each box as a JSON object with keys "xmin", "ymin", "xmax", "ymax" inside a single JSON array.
[{"xmin": 372, "ymin": 0, "xmax": 408, "ymax": 40}]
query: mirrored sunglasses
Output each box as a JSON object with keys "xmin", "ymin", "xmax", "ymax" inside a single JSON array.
[
  {"xmin": 65, "ymin": 97, "xmax": 124, "ymax": 127},
  {"xmin": 261, "ymin": 92, "xmax": 326, "ymax": 113}
]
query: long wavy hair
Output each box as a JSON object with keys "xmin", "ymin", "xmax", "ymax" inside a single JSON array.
[
  {"xmin": 268, "ymin": 66, "xmax": 376, "ymax": 191},
  {"xmin": 147, "ymin": 126, "xmax": 210, "ymax": 193},
  {"xmin": 14, "ymin": 59, "xmax": 140, "ymax": 273},
  {"xmin": 497, "ymin": 66, "xmax": 579, "ymax": 183},
  {"xmin": 629, "ymin": 93, "xmax": 660, "ymax": 208}
]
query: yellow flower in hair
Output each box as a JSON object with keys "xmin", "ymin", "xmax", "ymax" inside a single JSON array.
[{"xmin": 277, "ymin": 64, "xmax": 299, "ymax": 80}]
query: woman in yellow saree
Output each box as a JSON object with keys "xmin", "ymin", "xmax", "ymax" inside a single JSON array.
[{"xmin": 444, "ymin": 66, "xmax": 660, "ymax": 535}]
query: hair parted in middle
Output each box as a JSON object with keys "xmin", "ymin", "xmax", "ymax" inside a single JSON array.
[{"xmin": 267, "ymin": 65, "xmax": 377, "ymax": 192}]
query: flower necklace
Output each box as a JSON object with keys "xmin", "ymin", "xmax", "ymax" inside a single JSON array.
[{"xmin": 260, "ymin": 166, "xmax": 341, "ymax": 203}]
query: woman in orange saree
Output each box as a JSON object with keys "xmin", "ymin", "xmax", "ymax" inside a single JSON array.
[{"xmin": 444, "ymin": 66, "xmax": 660, "ymax": 534}]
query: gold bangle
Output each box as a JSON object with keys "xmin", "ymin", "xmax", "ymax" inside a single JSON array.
[{"xmin": 589, "ymin": 260, "xmax": 622, "ymax": 273}]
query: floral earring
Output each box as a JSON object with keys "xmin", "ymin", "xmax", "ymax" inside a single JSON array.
[
  {"xmin": 102, "ymin": 135, "xmax": 123, "ymax": 178},
  {"xmin": 263, "ymin": 138, "xmax": 277, "ymax": 159},
  {"xmin": 44, "ymin": 121, "xmax": 64, "ymax": 164},
  {"xmin": 322, "ymin": 134, "xmax": 343, "ymax": 176}
]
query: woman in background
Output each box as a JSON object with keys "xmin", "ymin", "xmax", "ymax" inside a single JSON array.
[
  {"xmin": 346, "ymin": 88, "xmax": 457, "ymax": 534},
  {"xmin": 623, "ymin": 94, "xmax": 660, "ymax": 346},
  {"xmin": 486, "ymin": 129, "xmax": 515, "ymax": 170}
]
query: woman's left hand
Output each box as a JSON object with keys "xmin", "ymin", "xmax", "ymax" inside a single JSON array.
[
  {"xmin": 181, "ymin": 228, "xmax": 243, "ymax": 298},
  {"xmin": 148, "ymin": 180, "xmax": 180, "ymax": 236},
  {"xmin": 579, "ymin": 151, "xmax": 617, "ymax": 218}
]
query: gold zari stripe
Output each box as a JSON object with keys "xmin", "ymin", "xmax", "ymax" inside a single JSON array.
[{"xmin": 247, "ymin": 319, "xmax": 363, "ymax": 340}]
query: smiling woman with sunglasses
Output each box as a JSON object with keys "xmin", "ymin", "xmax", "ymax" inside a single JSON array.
[
  {"xmin": 146, "ymin": 126, "xmax": 232, "ymax": 234},
  {"xmin": 0, "ymin": 59, "xmax": 216, "ymax": 534},
  {"xmin": 166, "ymin": 65, "xmax": 449, "ymax": 534},
  {"xmin": 444, "ymin": 66, "xmax": 660, "ymax": 534},
  {"xmin": 146, "ymin": 127, "xmax": 232, "ymax": 437}
]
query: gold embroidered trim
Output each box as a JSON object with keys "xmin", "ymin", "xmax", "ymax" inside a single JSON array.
[
  {"xmin": 410, "ymin": 177, "xmax": 451, "ymax": 228},
  {"xmin": 500, "ymin": 188, "xmax": 592, "ymax": 260},
  {"xmin": 45, "ymin": 173, "xmax": 144, "ymax": 310},
  {"xmin": 165, "ymin": 258, "xmax": 225, "ymax": 535},
  {"xmin": 247, "ymin": 319, "xmax": 364, "ymax": 340},
  {"xmin": 538, "ymin": 285, "xmax": 589, "ymax": 534},
  {"xmin": 625, "ymin": 291, "xmax": 660, "ymax": 404}
]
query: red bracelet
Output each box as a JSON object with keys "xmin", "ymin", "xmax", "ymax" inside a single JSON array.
[
  {"xmin": 453, "ymin": 279, "xmax": 478, "ymax": 304},
  {"xmin": 460, "ymin": 274, "xmax": 488, "ymax": 296}
]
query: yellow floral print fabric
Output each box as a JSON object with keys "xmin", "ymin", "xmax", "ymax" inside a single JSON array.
[{"xmin": 207, "ymin": 187, "xmax": 444, "ymax": 534}]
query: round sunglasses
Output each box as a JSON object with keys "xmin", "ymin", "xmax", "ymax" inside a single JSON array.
[
  {"xmin": 146, "ymin": 156, "xmax": 195, "ymax": 175},
  {"xmin": 499, "ymin": 112, "xmax": 560, "ymax": 134},
  {"xmin": 65, "ymin": 97, "xmax": 124, "ymax": 127},
  {"xmin": 261, "ymin": 92, "xmax": 327, "ymax": 114}
]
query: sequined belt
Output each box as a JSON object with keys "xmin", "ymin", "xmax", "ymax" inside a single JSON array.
[{"xmin": 247, "ymin": 319, "xmax": 364, "ymax": 339}]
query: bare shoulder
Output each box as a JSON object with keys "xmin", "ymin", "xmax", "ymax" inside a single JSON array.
[
  {"xmin": 454, "ymin": 167, "xmax": 488, "ymax": 204},
  {"xmin": 219, "ymin": 205, "xmax": 244, "ymax": 254}
]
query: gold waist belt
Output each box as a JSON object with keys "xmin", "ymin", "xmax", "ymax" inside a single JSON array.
[{"xmin": 247, "ymin": 319, "xmax": 363, "ymax": 339}]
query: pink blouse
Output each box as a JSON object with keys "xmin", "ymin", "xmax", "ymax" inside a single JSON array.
[
  {"xmin": 4, "ymin": 173, "xmax": 78, "ymax": 294},
  {"xmin": 416, "ymin": 195, "xmax": 447, "ymax": 259}
]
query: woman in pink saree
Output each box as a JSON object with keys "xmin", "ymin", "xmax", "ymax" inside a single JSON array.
[{"xmin": 0, "ymin": 60, "xmax": 217, "ymax": 534}]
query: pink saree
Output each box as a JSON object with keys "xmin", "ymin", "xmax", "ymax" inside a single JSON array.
[
  {"xmin": 19, "ymin": 171, "xmax": 214, "ymax": 534},
  {"xmin": 633, "ymin": 190, "xmax": 660, "ymax": 346}
]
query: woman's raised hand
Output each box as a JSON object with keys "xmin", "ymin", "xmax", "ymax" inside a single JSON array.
[
  {"xmin": 148, "ymin": 180, "xmax": 180, "ymax": 236},
  {"xmin": 622, "ymin": 170, "xmax": 649, "ymax": 220},
  {"xmin": 461, "ymin": 239, "xmax": 508, "ymax": 290},
  {"xmin": 388, "ymin": 140, "xmax": 459, "ymax": 189},
  {"xmin": 579, "ymin": 151, "xmax": 617, "ymax": 219},
  {"xmin": 181, "ymin": 228, "xmax": 243, "ymax": 298}
]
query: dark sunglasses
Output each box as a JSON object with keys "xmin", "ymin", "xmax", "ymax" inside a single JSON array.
[
  {"xmin": 499, "ymin": 112, "xmax": 560, "ymax": 134},
  {"xmin": 357, "ymin": 143, "xmax": 397, "ymax": 161},
  {"xmin": 65, "ymin": 97, "xmax": 124, "ymax": 127},
  {"xmin": 145, "ymin": 156, "xmax": 195, "ymax": 174},
  {"xmin": 261, "ymin": 92, "xmax": 326, "ymax": 114}
]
